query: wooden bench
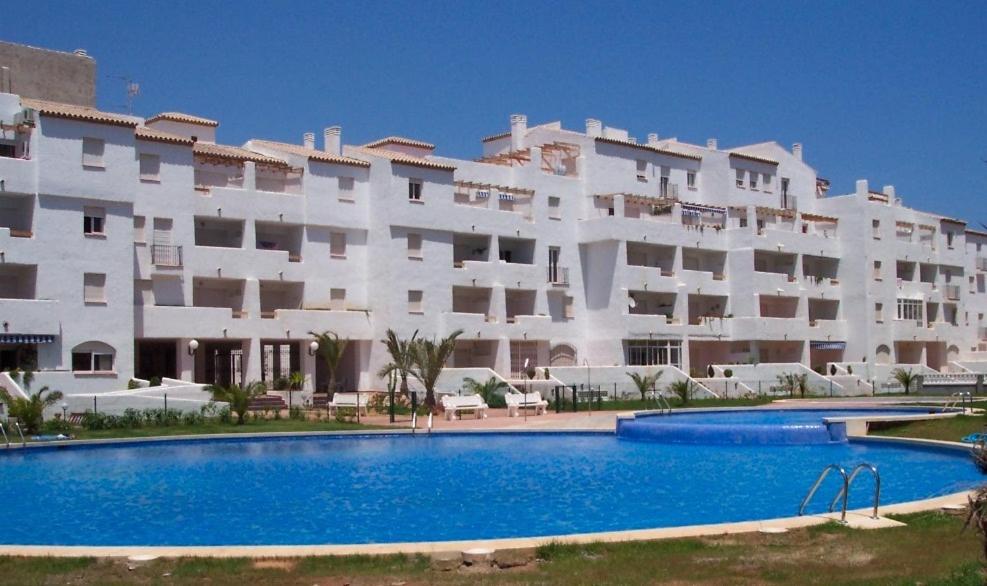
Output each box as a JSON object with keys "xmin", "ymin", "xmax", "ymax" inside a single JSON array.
[
  {"xmin": 505, "ymin": 391, "xmax": 548, "ymax": 417},
  {"xmin": 441, "ymin": 394, "xmax": 488, "ymax": 420},
  {"xmin": 327, "ymin": 392, "xmax": 370, "ymax": 416}
]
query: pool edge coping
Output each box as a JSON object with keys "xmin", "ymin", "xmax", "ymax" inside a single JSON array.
[{"xmin": 0, "ymin": 433, "xmax": 978, "ymax": 558}]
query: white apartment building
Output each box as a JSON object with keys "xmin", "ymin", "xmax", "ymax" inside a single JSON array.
[{"xmin": 1, "ymin": 92, "xmax": 986, "ymax": 398}]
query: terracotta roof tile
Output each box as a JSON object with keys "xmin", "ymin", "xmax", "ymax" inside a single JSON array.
[
  {"xmin": 193, "ymin": 142, "xmax": 289, "ymax": 167},
  {"xmin": 22, "ymin": 98, "xmax": 138, "ymax": 127},
  {"xmin": 481, "ymin": 130, "xmax": 512, "ymax": 143},
  {"xmin": 250, "ymin": 140, "xmax": 370, "ymax": 168},
  {"xmin": 594, "ymin": 136, "xmax": 703, "ymax": 161},
  {"xmin": 363, "ymin": 136, "xmax": 435, "ymax": 150},
  {"xmin": 728, "ymin": 151, "xmax": 778, "ymax": 166},
  {"xmin": 146, "ymin": 112, "xmax": 219, "ymax": 127},
  {"xmin": 135, "ymin": 126, "xmax": 194, "ymax": 146},
  {"xmin": 352, "ymin": 147, "xmax": 456, "ymax": 171}
]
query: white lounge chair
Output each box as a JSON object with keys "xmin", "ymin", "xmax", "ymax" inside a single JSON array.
[
  {"xmin": 505, "ymin": 391, "xmax": 549, "ymax": 417},
  {"xmin": 327, "ymin": 392, "xmax": 369, "ymax": 416},
  {"xmin": 441, "ymin": 394, "xmax": 488, "ymax": 420}
]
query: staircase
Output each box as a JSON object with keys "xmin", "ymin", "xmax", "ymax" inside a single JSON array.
[{"xmin": 247, "ymin": 394, "xmax": 288, "ymax": 411}]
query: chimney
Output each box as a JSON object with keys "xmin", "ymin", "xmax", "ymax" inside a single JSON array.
[
  {"xmin": 510, "ymin": 114, "xmax": 527, "ymax": 151},
  {"xmin": 706, "ymin": 138, "xmax": 718, "ymax": 150},
  {"xmin": 303, "ymin": 132, "xmax": 315, "ymax": 150},
  {"xmin": 585, "ymin": 118, "xmax": 602, "ymax": 138},
  {"xmin": 792, "ymin": 143, "xmax": 803, "ymax": 161},
  {"xmin": 855, "ymin": 179, "xmax": 869, "ymax": 198},
  {"xmin": 73, "ymin": 48, "xmax": 88, "ymax": 57},
  {"xmin": 647, "ymin": 133, "xmax": 659, "ymax": 146},
  {"xmin": 324, "ymin": 126, "xmax": 341, "ymax": 155},
  {"xmin": 882, "ymin": 185, "xmax": 896, "ymax": 198}
]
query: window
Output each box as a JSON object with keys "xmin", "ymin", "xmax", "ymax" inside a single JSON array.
[
  {"xmin": 0, "ymin": 143, "xmax": 15, "ymax": 158},
  {"xmin": 762, "ymin": 174, "xmax": 772, "ymax": 192},
  {"xmin": 82, "ymin": 137, "xmax": 105, "ymax": 168},
  {"xmin": 329, "ymin": 288, "xmax": 346, "ymax": 310},
  {"xmin": 548, "ymin": 196, "xmax": 561, "ymax": 220},
  {"xmin": 947, "ymin": 231, "xmax": 954, "ymax": 248},
  {"xmin": 659, "ymin": 176, "xmax": 670, "ymax": 198},
  {"xmin": 625, "ymin": 339, "xmax": 682, "ymax": 368},
  {"xmin": 84, "ymin": 273, "xmax": 106, "ymax": 304},
  {"xmin": 636, "ymin": 159, "xmax": 647, "ymax": 182},
  {"xmin": 735, "ymin": 169, "xmax": 745, "ymax": 188},
  {"xmin": 872, "ymin": 260, "xmax": 882, "ymax": 280},
  {"xmin": 686, "ymin": 172, "xmax": 697, "ymax": 190},
  {"xmin": 72, "ymin": 352, "xmax": 114, "ymax": 372},
  {"xmin": 139, "ymin": 153, "xmax": 160, "ymax": 182},
  {"xmin": 780, "ymin": 177, "xmax": 790, "ymax": 196},
  {"xmin": 408, "ymin": 290, "xmax": 423, "ymax": 314},
  {"xmin": 133, "ymin": 215, "xmax": 145, "ymax": 243},
  {"xmin": 872, "ymin": 219, "xmax": 881, "ymax": 239},
  {"xmin": 875, "ymin": 302, "xmax": 884, "ymax": 323},
  {"xmin": 408, "ymin": 179, "xmax": 423, "ymax": 201},
  {"xmin": 749, "ymin": 173, "xmax": 758, "ymax": 190},
  {"xmin": 608, "ymin": 207, "xmax": 615, "ymax": 217},
  {"xmin": 407, "ymin": 232, "xmax": 423, "ymax": 259},
  {"xmin": 83, "ymin": 206, "xmax": 105, "ymax": 235},
  {"xmin": 897, "ymin": 298, "xmax": 923, "ymax": 322},
  {"xmin": 338, "ymin": 176, "xmax": 355, "ymax": 201},
  {"xmin": 330, "ymin": 231, "xmax": 347, "ymax": 258}
]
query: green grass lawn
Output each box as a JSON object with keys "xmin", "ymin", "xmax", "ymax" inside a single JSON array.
[
  {"xmin": 63, "ymin": 418, "xmax": 383, "ymax": 441},
  {"xmin": 870, "ymin": 414, "xmax": 987, "ymax": 442},
  {"xmin": 0, "ymin": 511, "xmax": 982, "ymax": 585}
]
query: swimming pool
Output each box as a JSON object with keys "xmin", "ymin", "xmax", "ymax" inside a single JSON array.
[
  {"xmin": 0, "ymin": 431, "xmax": 980, "ymax": 546},
  {"xmin": 617, "ymin": 408, "xmax": 941, "ymax": 444}
]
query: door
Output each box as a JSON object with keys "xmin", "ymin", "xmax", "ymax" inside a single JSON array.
[{"xmin": 548, "ymin": 247, "xmax": 560, "ymax": 283}]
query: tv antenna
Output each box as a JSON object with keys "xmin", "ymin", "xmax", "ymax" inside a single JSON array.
[{"xmin": 112, "ymin": 75, "xmax": 140, "ymax": 114}]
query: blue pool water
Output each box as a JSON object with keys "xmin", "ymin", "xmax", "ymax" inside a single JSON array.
[
  {"xmin": 617, "ymin": 408, "xmax": 936, "ymax": 445},
  {"xmin": 0, "ymin": 432, "xmax": 980, "ymax": 546}
]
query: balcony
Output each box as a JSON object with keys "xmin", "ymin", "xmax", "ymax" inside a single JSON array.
[
  {"xmin": 452, "ymin": 233, "xmax": 491, "ymax": 268},
  {"xmin": 978, "ymin": 258, "xmax": 987, "ymax": 272},
  {"xmin": 0, "ymin": 194, "xmax": 33, "ymax": 238},
  {"xmin": 195, "ymin": 217, "xmax": 244, "ymax": 248},
  {"xmin": 944, "ymin": 284, "xmax": 961, "ymax": 300},
  {"xmin": 151, "ymin": 244, "xmax": 183, "ymax": 268},
  {"xmin": 626, "ymin": 241, "xmax": 675, "ymax": 274},
  {"xmin": 0, "ymin": 264, "xmax": 37, "ymax": 300},
  {"xmin": 259, "ymin": 280, "xmax": 304, "ymax": 319},
  {"xmin": 191, "ymin": 278, "xmax": 246, "ymax": 318},
  {"xmin": 256, "ymin": 221, "xmax": 303, "ymax": 263}
]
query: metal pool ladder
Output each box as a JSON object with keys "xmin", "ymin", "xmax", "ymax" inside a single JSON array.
[
  {"xmin": 0, "ymin": 421, "xmax": 8, "ymax": 448},
  {"xmin": 655, "ymin": 392, "xmax": 672, "ymax": 415},
  {"xmin": 12, "ymin": 421, "xmax": 25, "ymax": 447},
  {"xmin": 799, "ymin": 463, "xmax": 881, "ymax": 523}
]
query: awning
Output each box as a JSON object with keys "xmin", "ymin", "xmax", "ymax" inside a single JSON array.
[
  {"xmin": 810, "ymin": 341, "xmax": 845, "ymax": 350},
  {"xmin": 0, "ymin": 334, "xmax": 56, "ymax": 344}
]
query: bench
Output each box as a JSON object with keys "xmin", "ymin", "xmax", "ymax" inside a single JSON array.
[
  {"xmin": 441, "ymin": 394, "xmax": 488, "ymax": 420},
  {"xmin": 505, "ymin": 391, "xmax": 548, "ymax": 417},
  {"xmin": 327, "ymin": 392, "xmax": 370, "ymax": 416}
]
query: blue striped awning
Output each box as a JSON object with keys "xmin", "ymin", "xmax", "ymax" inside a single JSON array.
[
  {"xmin": 810, "ymin": 341, "xmax": 845, "ymax": 350},
  {"xmin": 0, "ymin": 334, "xmax": 56, "ymax": 344}
]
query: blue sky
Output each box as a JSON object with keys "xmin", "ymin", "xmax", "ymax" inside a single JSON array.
[{"xmin": 8, "ymin": 1, "xmax": 986, "ymax": 220}]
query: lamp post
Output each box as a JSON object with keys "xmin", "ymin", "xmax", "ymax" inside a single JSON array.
[
  {"xmin": 60, "ymin": 401, "xmax": 68, "ymax": 422},
  {"xmin": 583, "ymin": 359, "xmax": 592, "ymax": 416},
  {"xmin": 308, "ymin": 340, "xmax": 320, "ymax": 414}
]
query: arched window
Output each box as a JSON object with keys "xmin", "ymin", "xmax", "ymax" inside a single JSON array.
[
  {"xmin": 875, "ymin": 344, "xmax": 891, "ymax": 365},
  {"xmin": 71, "ymin": 341, "xmax": 116, "ymax": 372},
  {"xmin": 550, "ymin": 344, "xmax": 577, "ymax": 367}
]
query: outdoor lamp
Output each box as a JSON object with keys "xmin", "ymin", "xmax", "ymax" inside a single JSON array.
[
  {"xmin": 187, "ymin": 339, "xmax": 199, "ymax": 356},
  {"xmin": 308, "ymin": 340, "xmax": 320, "ymax": 356},
  {"xmin": 60, "ymin": 401, "xmax": 68, "ymax": 420}
]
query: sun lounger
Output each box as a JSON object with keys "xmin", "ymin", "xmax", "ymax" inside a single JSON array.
[{"xmin": 327, "ymin": 392, "xmax": 369, "ymax": 416}]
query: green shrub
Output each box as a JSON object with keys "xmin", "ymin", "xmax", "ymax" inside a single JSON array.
[
  {"xmin": 127, "ymin": 379, "xmax": 142, "ymax": 390},
  {"xmin": 289, "ymin": 406, "xmax": 305, "ymax": 421},
  {"xmin": 273, "ymin": 377, "xmax": 290, "ymax": 391},
  {"xmin": 41, "ymin": 418, "xmax": 72, "ymax": 434},
  {"xmin": 148, "ymin": 377, "xmax": 162, "ymax": 387},
  {"xmin": 723, "ymin": 368, "xmax": 733, "ymax": 378}
]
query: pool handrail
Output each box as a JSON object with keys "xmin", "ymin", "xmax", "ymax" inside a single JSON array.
[
  {"xmin": 799, "ymin": 464, "xmax": 849, "ymax": 523},
  {"xmin": 0, "ymin": 422, "xmax": 8, "ymax": 448},
  {"xmin": 829, "ymin": 463, "xmax": 881, "ymax": 519},
  {"xmin": 12, "ymin": 421, "xmax": 25, "ymax": 447}
]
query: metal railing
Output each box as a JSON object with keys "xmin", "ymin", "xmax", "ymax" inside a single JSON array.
[
  {"xmin": 151, "ymin": 244, "xmax": 183, "ymax": 267},
  {"xmin": 548, "ymin": 266, "xmax": 569, "ymax": 286},
  {"xmin": 829, "ymin": 464, "xmax": 881, "ymax": 519},
  {"xmin": 0, "ymin": 422, "xmax": 8, "ymax": 448},
  {"xmin": 12, "ymin": 421, "xmax": 25, "ymax": 447},
  {"xmin": 800, "ymin": 464, "xmax": 849, "ymax": 523}
]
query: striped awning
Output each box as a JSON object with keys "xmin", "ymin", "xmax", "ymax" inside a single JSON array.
[
  {"xmin": 810, "ymin": 341, "xmax": 845, "ymax": 350},
  {"xmin": 0, "ymin": 334, "xmax": 56, "ymax": 344}
]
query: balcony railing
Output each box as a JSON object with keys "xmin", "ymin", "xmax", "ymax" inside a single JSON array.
[
  {"xmin": 548, "ymin": 266, "xmax": 569, "ymax": 286},
  {"xmin": 151, "ymin": 244, "xmax": 183, "ymax": 267},
  {"xmin": 945, "ymin": 284, "xmax": 960, "ymax": 300}
]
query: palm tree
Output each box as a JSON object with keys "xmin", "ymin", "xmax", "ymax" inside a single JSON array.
[
  {"xmin": 463, "ymin": 376, "xmax": 511, "ymax": 406},
  {"xmin": 667, "ymin": 379, "xmax": 693, "ymax": 405},
  {"xmin": 208, "ymin": 381, "xmax": 266, "ymax": 425},
  {"xmin": 410, "ymin": 330, "xmax": 463, "ymax": 412},
  {"xmin": 287, "ymin": 371, "xmax": 305, "ymax": 409},
  {"xmin": 377, "ymin": 329, "xmax": 419, "ymax": 398},
  {"xmin": 0, "ymin": 386, "xmax": 64, "ymax": 434},
  {"xmin": 892, "ymin": 368, "xmax": 919, "ymax": 395},
  {"xmin": 309, "ymin": 330, "xmax": 349, "ymax": 398},
  {"xmin": 626, "ymin": 371, "xmax": 663, "ymax": 401}
]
